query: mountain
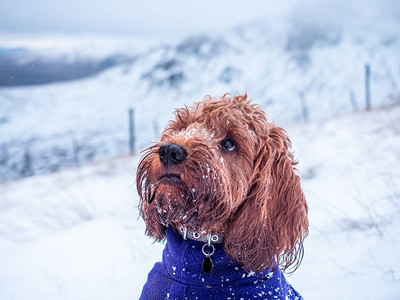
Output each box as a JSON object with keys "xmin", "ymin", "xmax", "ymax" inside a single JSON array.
[
  {"xmin": 0, "ymin": 34, "xmax": 155, "ymax": 86},
  {"xmin": 0, "ymin": 18, "xmax": 399, "ymax": 180}
]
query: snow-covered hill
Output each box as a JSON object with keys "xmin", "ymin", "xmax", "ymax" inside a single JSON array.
[
  {"xmin": 0, "ymin": 102, "xmax": 399, "ymax": 299},
  {"xmin": 1, "ymin": 17, "xmax": 400, "ymax": 180},
  {"xmin": 0, "ymin": 34, "xmax": 156, "ymax": 86}
]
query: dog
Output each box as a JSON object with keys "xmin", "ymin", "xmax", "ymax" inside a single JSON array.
[{"xmin": 137, "ymin": 94, "xmax": 308, "ymax": 299}]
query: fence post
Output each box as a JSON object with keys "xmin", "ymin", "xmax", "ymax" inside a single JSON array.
[
  {"xmin": 0, "ymin": 144, "xmax": 7, "ymax": 165},
  {"xmin": 300, "ymin": 92, "xmax": 309, "ymax": 122},
  {"xmin": 349, "ymin": 90, "xmax": 358, "ymax": 111},
  {"xmin": 21, "ymin": 146, "xmax": 33, "ymax": 177},
  {"xmin": 365, "ymin": 64, "xmax": 371, "ymax": 110},
  {"xmin": 129, "ymin": 108, "xmax": 135, "ymax": 155},
  {"xmin": 73, "ymin": 140, "xmax": 80, "ymax": 165}
]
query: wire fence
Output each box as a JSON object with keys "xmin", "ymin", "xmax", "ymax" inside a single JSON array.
[
  {"xmin": 0, "ymin": 63, "xmax": 376, "ymax": 181},
  {"xmin": 0, "ymin": 133, "xmax": 128, "ymax": 181}
]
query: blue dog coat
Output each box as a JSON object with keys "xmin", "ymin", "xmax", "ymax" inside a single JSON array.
[{"xmin": 140, "ymin": 227, "xmax": 302, "ymax": 299}]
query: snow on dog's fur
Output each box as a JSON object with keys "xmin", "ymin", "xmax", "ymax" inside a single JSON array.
[{"xmin": 137, "ymin": 94, "xmax": 308, "ymax": 273}]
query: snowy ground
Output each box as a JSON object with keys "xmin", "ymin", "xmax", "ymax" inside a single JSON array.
[{"xmin": 0, "ymin": 102, "xmax": 399, "ymax": 299}]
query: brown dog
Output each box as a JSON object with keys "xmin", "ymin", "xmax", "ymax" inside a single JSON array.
[{"xmin": 137, "ymin": 94, "xmax": 308, "ymax": 298}]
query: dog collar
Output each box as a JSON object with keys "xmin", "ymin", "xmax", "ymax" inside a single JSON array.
[
  {"xmin": 179, "ymin": 227, "xmax": 224, "ymax": 274},
  {"xmin": 179, "ymin": 227, "xmax": 224, "ymax": 244}
]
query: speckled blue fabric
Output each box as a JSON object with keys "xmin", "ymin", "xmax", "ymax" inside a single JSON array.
[{"xmin": 140, "ymin": 227, "xmax": 302, "ymax": 300}]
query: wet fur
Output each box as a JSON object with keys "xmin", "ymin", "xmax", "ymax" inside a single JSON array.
[{"xmin": 137, "ymin": 94, "xmax": 308, "ymax": 273}]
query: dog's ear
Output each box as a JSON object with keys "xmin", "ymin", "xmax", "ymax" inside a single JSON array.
[
  {"xmin": 136, "ymin": 147, "xmax": 167, "ymax": 241},
  {"xmin": 224, "ymin": 125, "xmax": 308, "ymax": 273}
]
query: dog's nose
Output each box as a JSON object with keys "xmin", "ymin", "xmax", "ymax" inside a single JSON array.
[{"xmin": 158, "ymin": 143, "xmax": 187, "ymax": 166}]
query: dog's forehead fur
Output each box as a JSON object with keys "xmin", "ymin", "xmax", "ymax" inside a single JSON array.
[{"xmin": 163, "ymin": 94, "xmax": 268, "ymax": 150}]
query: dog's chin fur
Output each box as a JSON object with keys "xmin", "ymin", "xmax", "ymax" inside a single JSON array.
[
  {"xmin": 137, "ymin": 94, "xmax": 309, "ymax": 273},
  {"xmin": 137, "ymin": 142, "xmax": 232, "ymax": 236}
]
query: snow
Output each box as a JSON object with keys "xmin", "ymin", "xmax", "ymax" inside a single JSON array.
[
  {"xmin": 0, "ymin": 5, "xmax": 400, "ymax": 298},
  {"xmin": 1, "ymin": 104, "xmax": 399, "ymax": 299},
  {"xmin": 0, "ymin": 155, "xmax": 164, "ymax": 299},
  {"xmin": 289, "ymin": 105, "xmax": 400, "ymax": 299}
]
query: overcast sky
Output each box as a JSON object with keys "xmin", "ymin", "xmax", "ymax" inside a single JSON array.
[
  {"xmin": 0, "ymin": 0, "xmax": 297, "ymax": 39},
  {"xmin": 0, "ymin": 0, "xmax": 398, "ymax": 40}
]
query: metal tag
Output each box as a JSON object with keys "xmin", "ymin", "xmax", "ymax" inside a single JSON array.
[{"xmin": 202, "ymin": 256, "xmax": 213, "ymax": 274}]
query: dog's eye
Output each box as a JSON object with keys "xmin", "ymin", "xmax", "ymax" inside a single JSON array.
[{"xmin": 220, "ymin": 137, "xmax": 236, "ymax": 152}]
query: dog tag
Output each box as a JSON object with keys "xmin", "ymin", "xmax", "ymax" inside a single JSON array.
[{"xmin": 202, "ymin": 256, "xmax": 213, "ymax": 274}]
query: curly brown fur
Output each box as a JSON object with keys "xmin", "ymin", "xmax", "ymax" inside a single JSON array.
[{"xmin": 137, "ymin": 94, "xmax": 308, "ymax": 273}]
